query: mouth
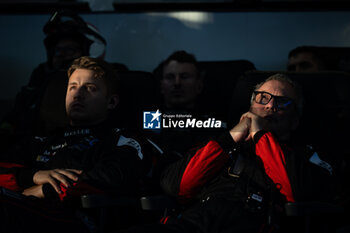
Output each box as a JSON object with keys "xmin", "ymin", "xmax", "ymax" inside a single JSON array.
[
  {"xmin": 264, "ymin": 115, "xmax": 278, "ymax": 123},
  {"xmin": 70, "ymin": 102, "xmax": 85, "ymax": 110},
  {"xmin": 170, "ymin": 90, "xmax": 185, "ymax": 96}
]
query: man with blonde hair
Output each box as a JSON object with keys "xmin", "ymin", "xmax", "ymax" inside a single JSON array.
[{"xmin": 0, "ymin": 56, "xmax": 156, "ymax": 233}]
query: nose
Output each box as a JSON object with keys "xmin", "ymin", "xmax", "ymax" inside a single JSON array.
[
  {"xmin": 264, "ymin": 97, "xmax": 278, "ymax": 112},
  {"xmin": 174, "ymin": 75, "xmax": 181, "ymax": 86},
  {"xmin": 73, "ymin": 86, "xmax": 86, "ymax": 100}
]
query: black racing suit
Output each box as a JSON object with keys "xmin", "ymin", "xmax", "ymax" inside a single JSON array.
[
  {"xmin": 156, "ymin": 130, "xmax": 336, "ymax": 233},
  {"xmin": 0, "ymin": 120, "xmax": 159, "ymax": 232}
]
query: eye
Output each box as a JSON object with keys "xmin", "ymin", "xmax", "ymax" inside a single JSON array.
[
  {"xmin": 68, "ymin": 85, "xmax": 77, "ymax": 91},
  {"xmin": 280, "ymin": 100, "xmax": 293, "ymax": 108},
  {"xmin": 299, "ymin": 62, "xmax": 313, "ymax": 70},
  {"xmin": 87, "ymin": 85, "xmax": 97, "ymax": 92},
  {"xmin": 260, "ymin": 93, "xmax": 270, "ymax": 103},
  {"xmin": 180, "ymin": 73, "xmax": 195, "ymax": 80},
  {"xmin": 261, "ymin": 93, "xmax": 268, "ymax": 99},
  {"xmin": 164, "ymin": 74, "xmax": 175, "ymax": 81},
  {"xmin": 255, "ymin": 92, "xmax": 271, "ymax": 105}
]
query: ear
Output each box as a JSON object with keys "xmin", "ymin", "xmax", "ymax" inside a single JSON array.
[{"xmin": 108, "ymin": 94, "xmax": 119, "ymax": 110}]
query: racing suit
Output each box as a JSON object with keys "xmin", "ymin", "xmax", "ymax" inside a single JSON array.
[
  {"xmin": 0, "ymin": 120, "xmax": 158, "ymax": 232},
  {"xmin": 157, "ymin": 130, "xmax": 336, "ymax": 233}
]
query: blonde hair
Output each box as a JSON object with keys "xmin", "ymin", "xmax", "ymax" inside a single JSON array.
[{"xmin": 68, "ymin": 56, "xmax": 119, "ymax": 96}]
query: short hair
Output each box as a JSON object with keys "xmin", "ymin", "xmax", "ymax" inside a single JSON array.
[
  {"xmin": 252, "ymin": 73, "xmax": 303, "ymax": 115},
  {"xmin": 288, "ymin": 46, "xmax": 322, "ymax": 60},
  {"xmin": 154, "ymin": 50, "xmax": 199, "ymax": 80},
  {"xmin": 67, "ymin": 56, "xmax": 119, "ymax": 96},
  {"xmin": 288, "ymin": 46, "xmax": 328, "ymax": 69}
]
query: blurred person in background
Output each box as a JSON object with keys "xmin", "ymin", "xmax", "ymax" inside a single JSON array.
[{"xmin": 0, "ymin": 11, "xmax": 107, "ymax": 149}]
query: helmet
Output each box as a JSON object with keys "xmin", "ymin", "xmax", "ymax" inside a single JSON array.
[{"xmin": 43, "ymin": 11, "xmax": 106, "ymax": 69}]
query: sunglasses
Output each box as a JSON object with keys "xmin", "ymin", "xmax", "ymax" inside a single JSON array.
[{"xmin": 253, "ymin": 91, "xmax": 295, "ymax": 110}]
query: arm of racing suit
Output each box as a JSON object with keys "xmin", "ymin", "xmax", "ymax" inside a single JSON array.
[
  {"xmin": 254, "ymin": 131, "xmax": 295, "ymax": 202},
  {"xmin": 161, "ymin": 131, "xmax": 237, "ymax": 201},
  {"xmin": 0, "ymin": 136, "xmax": 46, "ymax": 191},
  {"xmin": 43, "ymin": 134, "xmax": 156, "ymax": 201},
  {"xmin": 161, "ymin": 130, "xmax": 296, "ymax": 203}
]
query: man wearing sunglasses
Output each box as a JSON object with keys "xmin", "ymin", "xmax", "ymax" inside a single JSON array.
[
  {"xmin": 231, "ymin": 74, "xmax": 302, "ymax": 144},
  {"xmin": 140, "ymin": 74, "xmax": 336, "ymax": 233}
]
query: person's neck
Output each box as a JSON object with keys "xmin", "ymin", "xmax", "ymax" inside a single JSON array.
[{"xmin": 69, "ymin": 118, "xmax": 107, "ymax": 128}]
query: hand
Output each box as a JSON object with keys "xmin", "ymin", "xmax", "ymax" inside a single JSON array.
[
  {"xmin": 33, "ymin": 169, "xmax": 82, "ymax": 194},
  {"xmin": 240, "ymin": 111, "xmax": 269, "ymax": 140},
  {"xmin": 22, "ymin": 185, "xmax": 44, "ymax": 198},
  {"xmin": 229, "ymin": 116, "xmax": 251, "ymax": 143}
]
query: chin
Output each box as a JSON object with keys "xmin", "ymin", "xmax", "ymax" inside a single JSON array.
[
  {"xmin": 68, "ymin": 112, "xmax": 87, "ymax": 122},
  {"xmin": 169, "ymin": 98, "xmax": 185, "ymax": 105}
]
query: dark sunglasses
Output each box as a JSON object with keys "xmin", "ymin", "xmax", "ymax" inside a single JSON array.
[{"xmin": 253, "ymin": 91, "xmax": 295, "ymax": 110}]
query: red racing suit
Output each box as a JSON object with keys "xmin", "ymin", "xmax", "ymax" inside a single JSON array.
[{"xmin": 159, "ymin": 130, "xmax": 336, "ymax": 233}]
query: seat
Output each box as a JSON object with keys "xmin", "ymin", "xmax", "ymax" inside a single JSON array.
[
  {"xmin": 284, "ymin": 202, "xmax": 344, "ymax": 233},
  {"xmin": 197, "ymin": 60, "xmax": 255, "ymax": 123},
  {"xmin": 140, "ymin": 194, "xmax": 178, "ymax": 221},
  {"xmin": 80, "ymin": 194, "xmax": 142, "ymax": 233},
  {"xmin": 139, "ymin": 194, "xmax": 345, "ymax": 233},
  {"xmin": 112, "ymin": 70, "xmax": 161, "ymax": 130},
  {"xmin": 80, "ymin": 193, "xmax": 168, "ymax": 233}
]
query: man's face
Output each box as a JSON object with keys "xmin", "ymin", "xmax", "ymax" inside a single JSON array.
[
  {"xmin": 66, "ymin": 68, "xmax": 113, "ymax": 126},
  {"xmin": 52, "ymin": 38, "xmax": 83, "ymax": 70},
  {"xmin": 250, "ymin": 80, "xmax": 299, "ymax": 140},
  {"xmin": 287, "ymin": 52, "xmax": 323, "ymax": 72},
  {"xmin": 160, "ymin": 60, "xmax": 203, "ymax": 109}
]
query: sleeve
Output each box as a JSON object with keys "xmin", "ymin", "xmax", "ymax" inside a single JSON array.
[
  {"xmin": 82, "ymin": 147, "xmax": 145, "ymax": 193},
  {"xmin": 0, "ymin": 136, "xmax": 44, "ymax": 191},
  {"xmin": 57, "ymin": 134, "xmax": 154, "ymax": 200},
  {"xmin": 0, "ymin": 163, "xmax": 25, "ymax": 191},
  {"xmin": 42, "ymin": 181, "xmax": 105, "ymax": 201},
  {"xmin": 297, "ymin": 145, "xmax": 337, "ymax": 202},
  {"xmin": 161, "ymin": 131, "xmax": 237, "ymax": 201},
  {"xmin": 254, "ymin": 131, "xmax": 295, "ymax": 202}
]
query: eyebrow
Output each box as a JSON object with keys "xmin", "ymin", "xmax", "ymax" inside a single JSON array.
[
  {"xmin": 255, "ymin": 91, "xmax": 292, "ymax": 99},
  {"xmin": 68, "ymin": 82, "xmax": 97, "ymax": 86},
  {"xmin": 68, "ymin": 82, "xmax": 78, "ymax": 86}
]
